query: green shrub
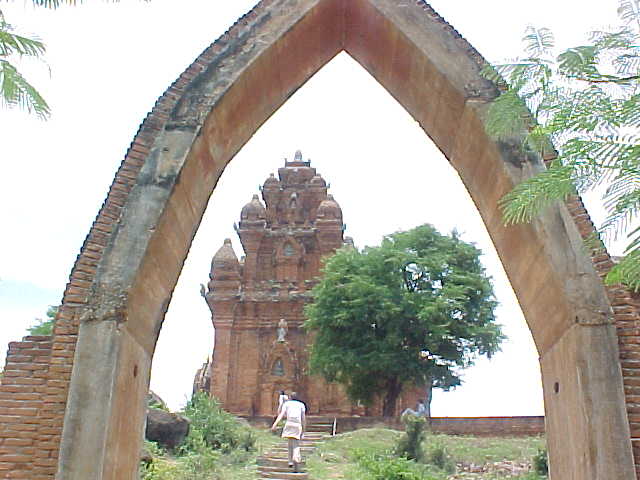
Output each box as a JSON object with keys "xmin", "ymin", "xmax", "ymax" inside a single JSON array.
[
  {"xmin": 425, "ymin": 444, "xmax": 455, "ymax": 474},
  {"xmin": 181, "ymin": 393, "xmax": 255, "ymax": 454},
  {"xmin": 140, "ymin": 437, "xmax": 221, "ymax": 480},
  {"xmin": 353, "ymin": 449, "xmax": 441, "ymax": 480},
  {"xmin": 239, "ymin": 430, "xmax": 256, "ymax": 452},
  {"xmin": 395, "ymin": 415, "xmax": 426, "ymax": 461},
  {"xmin": 139, "ymin": 442, "xmax": 181, "ymax": 480},
  {"xmin": 179, "ymin": 449, "xmax": 220, "ymax": 480},
  {"xmin": 533, "ymin": 447, "xmax": 548, "ymax": 476}
]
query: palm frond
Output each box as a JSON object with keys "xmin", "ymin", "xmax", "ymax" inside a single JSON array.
[
  {"xmin": 499, "ymin": 165, "xmax": 576, "ymax": 225},
  {"xmin": 0, "ymin": 59, "xmax": 49, "ymax": 118},
  {"xmin": 618, "ymin": 0, "xmax": 640, "ymax": 28},
  {"xmin": 591, "ymin": 28, "xmax": 636, "ymax": 48},
  {"xmin": 525, "ymin": 125, "xmax": 555, "ymax": 158},
  {"xmin": 487, "ymin": 10, "xmax": 640, "ymax": 291},
  {"xmin": 0, "ymin": 26, "xmax": 45, "ymax": 58},
  {"xmin": 620, "ymin": 94, "xmax": 640, "ymax": 126},
  {"xmin": 606, "ymin": 248, "xmax": 640, "ymax": 290},
  {"xmin": 484, "ymin": 90, "xmax": 531, "ymax": 141},
  {"xmin": 613, "ymin": 52, "xmax": 640, "ymax": 77},
  {"xmin": 601, "ymin": 173, "xmax": 640, "ymax": 241},
  {"xmin": 522, "ymin": 27, "xmax": 555, "ymax": 58},
  {"xmin": 558, "ymin": 46, "xmax": 599, "ymax": 78}
]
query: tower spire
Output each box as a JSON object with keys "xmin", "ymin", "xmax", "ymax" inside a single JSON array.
[{"xmin": 286, "ymin": 149, "xmax": 309, "ymax": 167}]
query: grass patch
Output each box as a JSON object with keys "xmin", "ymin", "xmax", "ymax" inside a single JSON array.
[
  {"xmin": 428, "ymin": 434, "xmax": 545, "ymax": 465},
  {"xmin": 307, "ymin": 428, "xmax": 402, "ymax": 479},
  {"xmin": 306, "ymin": 428, "xmax": 547, "ymax": 480}
]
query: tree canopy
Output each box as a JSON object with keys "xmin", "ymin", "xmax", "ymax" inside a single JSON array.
[
  {"xmin": 27, "ymin": 305, "xmax": 57, "ymax": 335},
  {"xmin": 304, "ymin": 224, "xmax": 504, "ymax": 417},
  {"xmin": 483, "ymin": 0, "xmax": 640, "ymax": 288}
]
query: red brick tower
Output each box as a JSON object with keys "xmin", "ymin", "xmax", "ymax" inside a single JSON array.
[
  {"xmin": 197, "ymin": 151, "xmax": 420, "ymax": 416},
  {"xmin": 198, "ymin": 151, "xmax": 364, "ymax": 416}
]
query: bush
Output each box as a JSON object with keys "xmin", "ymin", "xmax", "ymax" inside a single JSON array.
[
  {"xmin": 140, "ymin": 458, "xmax": 181, "ymax": 480},
  {"xmin": 239, "ymin": 430, "xmax": 256, "ymax": 452},
  {"xmin": 395, "ymin": 415, "xmax": 426, "ymax": 461},
  {"xmin": 354, "ymin": 449, "xmax": 440, "ymax": 480},
  {"xmin": 181, "ymin": 393, "xmax": 255, "ymax": 454},
  {"xmin": 140, "ymin": 395, "xmax": 272, "ymax": 480},
  {"xmin": 179, "ymin": 449, "xmax": 220, "ymax": 480},
  {"xmin": 425, "ymin": 443, "xmax": 455, "ymax": 474},
  {"xmin": 533, "ymin": 447, "xmax": 548, "ymax": 476}
]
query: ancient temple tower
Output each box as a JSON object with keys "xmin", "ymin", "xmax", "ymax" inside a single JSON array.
[{"xmin": 197, "ymin": 151, "xmax": 364, "ymax": 416}]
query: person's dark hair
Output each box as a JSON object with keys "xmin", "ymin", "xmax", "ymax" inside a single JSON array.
[{"xmin": 280, "ymin": 390, "xmax": 285, "ymax": 395}]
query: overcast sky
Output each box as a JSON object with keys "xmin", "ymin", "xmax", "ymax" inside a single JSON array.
[{"xmin": 0, "ymin": 1, "xmax": 619, "ymax": 414}]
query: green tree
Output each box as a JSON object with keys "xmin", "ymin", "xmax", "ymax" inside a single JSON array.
[
  {"xmin": 304, "ymin": 224, "xmax": 504, "ymax": 417},
  {"xmin": 483, "ymin": 0, "xmax": 640, "ymax": 288},
  {"xmin": 27, "ymin": 305, "xmax": 57, "ymax": 335}
]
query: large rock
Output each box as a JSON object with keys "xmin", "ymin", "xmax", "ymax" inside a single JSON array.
[{"xmin": 145, "ymin": 407, "xmax": 190, "ymax": 449}]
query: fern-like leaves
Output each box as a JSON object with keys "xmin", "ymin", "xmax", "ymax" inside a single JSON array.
[
  {"xmin": 484, "ymin": 0, "xmax": 640, "ymax": 289},
  {"xmin": 0, "ymin": 59, "xmax": 49, "ymax": 118},
  {"xmin": 500, "ymin": 165, "xmax": 576, "ymax": 225},
  {"xmin": 0, "ymin": 13, "xmax": 49, "ymax": 118}
]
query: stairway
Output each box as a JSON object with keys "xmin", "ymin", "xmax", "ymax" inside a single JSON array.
[{"xmin": 256, "ymin": 417, "xmax": 335, "ymax": 479}]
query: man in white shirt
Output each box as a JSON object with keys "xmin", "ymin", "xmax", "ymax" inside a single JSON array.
[
  {"xmin": 271, "ymin": 391, "xmax": 306, "ymax": 471},
  {"xmin": 401, "ymin": 399, "xmax": 427, "ymax": 417}
]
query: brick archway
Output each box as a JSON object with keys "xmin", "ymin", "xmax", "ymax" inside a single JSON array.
[{"xmin": 4, "ymin": 1, "xmax": 635, "ymax": 478}]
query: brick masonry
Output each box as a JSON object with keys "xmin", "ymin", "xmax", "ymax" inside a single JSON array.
[
  {"xmin": 0, "ymin": 0, "xmax": 637, "ymax": 478},
  {"xmin": 0, "ymin": 336, "xmax": 52, "ymax": 479},
  {"xmin": 246, "ymin": 415, "xmax": 546, "ymax": 436}
]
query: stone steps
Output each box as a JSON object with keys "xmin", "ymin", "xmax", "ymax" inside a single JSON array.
[
  {"xmin": 256, "ymin": 419, "xmax": 334, "ymax": 479},
  {"xmin": 257, "ymin": 458, "xmax": 307, "ymax": 468}
]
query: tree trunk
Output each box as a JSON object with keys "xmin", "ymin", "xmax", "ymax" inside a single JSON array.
[
  {"xmin": 424, "ymin": 377, "xmax": 433, "ymax": 426},
  {"xmin": 382, "ymin": 378, "xmax": 402, "ymax": 417}
]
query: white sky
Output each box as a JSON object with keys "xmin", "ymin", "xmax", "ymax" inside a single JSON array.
[{"xmin": 0, "ymin": 0, "xmax": 620, "ymax": 414}]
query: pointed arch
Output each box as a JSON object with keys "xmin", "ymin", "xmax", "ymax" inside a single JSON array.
[{"xmin": 34, "ymin": 1, "xmax": 635, "ymax": 479}]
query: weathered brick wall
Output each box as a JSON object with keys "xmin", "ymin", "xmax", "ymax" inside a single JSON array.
[
  {"xmin": 245, "ymin": 415, "xmax": 546, "ymax": 436},
  {"xmin": 429, "ymin": 416, "xmax": 545, "ymax": 436},
  {"xmin": 334, "ymin": 415, "xmax": 546, "ymax": 436},
  {"xmin": 35, "ymin": 306, "xmax": 80, "ymax": 480},
  {"xmin": 0, "ymin": 336, "xmax": 52, "ymax": 479}
]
